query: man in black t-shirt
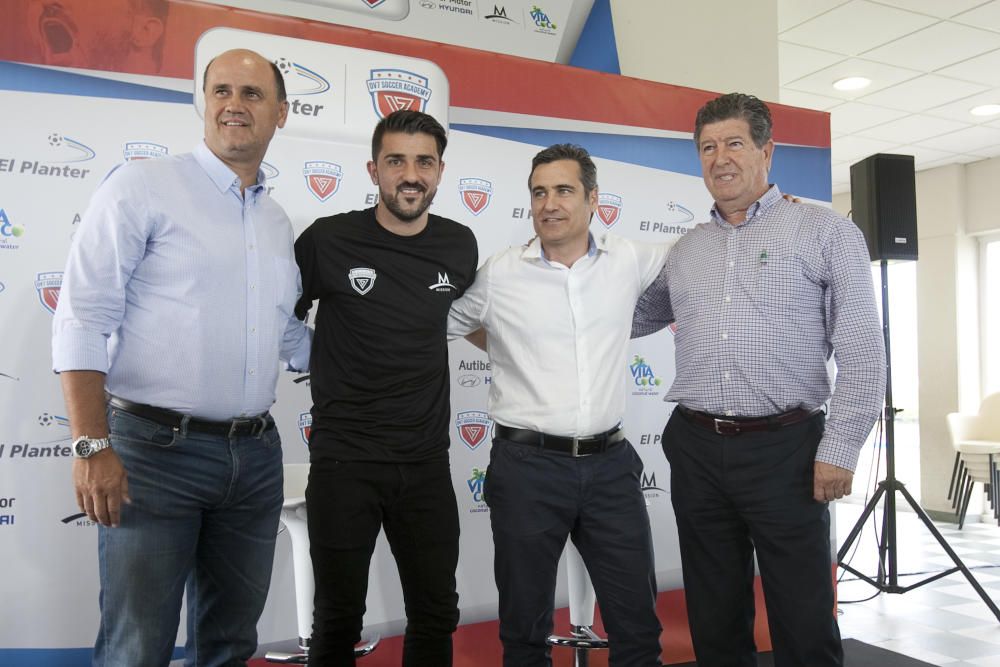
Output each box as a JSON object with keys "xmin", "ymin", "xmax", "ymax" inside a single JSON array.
[{"xmin": 294, "ymin": 111, "xmax": 478, "ymax": 667}]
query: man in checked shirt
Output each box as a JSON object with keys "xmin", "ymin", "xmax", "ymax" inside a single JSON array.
[{"xmin": 633, "ymin": 93, "xmax": 886, "ymax": 667}]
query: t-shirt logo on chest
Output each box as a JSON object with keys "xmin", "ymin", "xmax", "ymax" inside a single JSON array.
[
  {"xmin": 348, "ymin": 267, "xmax": 377, "ymax": 295},
  {"xmin": 428, "ymin": 272, "xmax": 457, "ymax": 293}
]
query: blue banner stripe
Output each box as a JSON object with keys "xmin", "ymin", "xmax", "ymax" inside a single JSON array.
[
  {"xmin": 0, "ymin": 61, "xmax": 192, "ymax": 104},
  {"xmin": 452, "ymin": 124, "xmax": 832, "ymax": 202}
]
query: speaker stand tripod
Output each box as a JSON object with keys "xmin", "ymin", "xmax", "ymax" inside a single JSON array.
[{"xmin": 837, "ymin": 260, "xmax": 1000, "ymax": 622}]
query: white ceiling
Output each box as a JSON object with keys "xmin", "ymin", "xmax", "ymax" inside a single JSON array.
[{"xmin": 777, "ymin": 0, "xmax": 1000, "ymax": 193}]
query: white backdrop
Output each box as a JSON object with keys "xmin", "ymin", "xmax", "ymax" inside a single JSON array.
[{"xmin": 0, "ymin": 17, "xmax": 831, "ymax": 664}]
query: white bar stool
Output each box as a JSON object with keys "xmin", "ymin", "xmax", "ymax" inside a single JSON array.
[
  {"xmin": 265, "ymin": 463, "xmax": 380, "ymax": 664},
  {"xmin": 546, "ymin": 541, "xmax": 608, "ymax": 666}
]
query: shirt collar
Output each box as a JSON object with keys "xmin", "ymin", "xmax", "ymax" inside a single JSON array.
[
  {"xmin": 193, "ymin": 140, "xmax": 266, "ymax": 199},
  {"xmin": 522, "ymin": 232, "xmax": 602, "ymax": 265},
  {"xmin": 709, "ymin": 184, "xmax": 783, "ymax": 227}
]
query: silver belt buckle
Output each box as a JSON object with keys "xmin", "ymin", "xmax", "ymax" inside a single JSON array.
[
  {"xmin": 571, "ymin": 436, "xmax": 581, "ymax": 457},
  {"xmin": 713, "ymin": 418, "xmax": 738, "ymax": 435}
]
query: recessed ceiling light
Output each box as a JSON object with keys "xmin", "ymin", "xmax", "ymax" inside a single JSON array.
[
  {"xmin": 833, "ymin": 76, "xmax": 872, "ymax": 91},
  {"xmin": 970, "ymin": 104, "xmax": 1000, "ymax": 117}
]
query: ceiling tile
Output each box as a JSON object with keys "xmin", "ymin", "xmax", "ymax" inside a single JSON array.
[
  {"xmin": 924, "ymin": 87, "xmax": 1000, "ymax": 122},
  {"xmin": 874, "ymin": 0, "xmax": 988, "ymax": 19},
  {"xmin": 916, "ymin": 124, "xmax": 1000, "ymax": 154},
  {"xmin": 777, "ymin": 0, "xmax": 852, "ymax": 32},
  {"xmin": 952, "ymin": 1, "xmax": 1000, "ymax": 31},
  {"xmin": 831, "ymin": 135, "xmax": 897, "ymax": 163},
  {"xmin": 855, "ymin": 114, "xmax": 971, "ymax": 144},
  {"xmin": 778, "ymin": 42, "xmax": 846, "ymax": 85},
  {"xmin": 881, "ymin": 143, "xmax": 958, "ymax": 166},
  {"xmin": 860, "ymin": 22, "xmax": 1000, "ymax": 72},
  {"xmin": 783, "ymin": 58, "xmax": 921, "ymax": 100},
  {"xmin": 779, "ymin": 89, "xmax": 845, "ymax": 111},
  {"xmin": 969, "ymin": 143, "xmax": 1000, "ymax": 158},
  {"xmin": 831, "ymin": 161, "xmax": 852, "ymax": 184},
  {"xmin": 937, "ymin": 48, "xmax": 1000, "ymax": 87},
  {"xmin": 829, "ymin": 102, "xmax": 909, "ymax": 134},
  {"xmin": 780, "ymin": 1, "xmax": 937, "ymax": 55},
  {"xmin": 857, "ymin": 74, "xmax": 989, "ymax": 111}
]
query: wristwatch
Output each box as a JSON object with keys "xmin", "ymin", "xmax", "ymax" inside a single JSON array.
[{"xmin": 72, "ymin": 435, "xmax": 113, "ymax": 458}]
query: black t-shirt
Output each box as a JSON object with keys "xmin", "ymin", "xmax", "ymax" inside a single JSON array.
[{"xmin": 295, "ymin": 207, "xmax": 478, "ymax": 463}]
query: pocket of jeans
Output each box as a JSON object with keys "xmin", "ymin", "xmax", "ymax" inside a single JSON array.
[
  {"xmin": 109, "ymin": 409, "xmax": 179, "ymax": 449},
  {"xmin": 261, "ymin": 426, "xmax": 281, "ymax": 448}
]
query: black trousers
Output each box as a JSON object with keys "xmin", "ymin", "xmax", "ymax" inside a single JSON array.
[
  {"xmin": 486, "ymin": 437, "xmax": 663, "ymax": 667},
  {"xmin": 305, "ymin": 458, "xmax": 460, "ymax": 667},
  {"xmin": 662, "ymin": 408, "xmax": 842, "ymax": 667}
]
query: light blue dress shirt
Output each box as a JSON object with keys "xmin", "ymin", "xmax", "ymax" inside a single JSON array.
[{"xmin": 52, "ymin": 141, "xmax": 310, "ymax": 420}]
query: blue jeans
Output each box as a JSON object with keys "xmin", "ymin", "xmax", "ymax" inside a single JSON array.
[{"xmin": 93, "ymin": 407, "xmax": 284, "ymax": 667}]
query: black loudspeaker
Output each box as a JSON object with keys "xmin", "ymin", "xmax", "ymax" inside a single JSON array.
[{"xmin": 849, "ymin": 153, "xmax": 918, "ymax": 261}]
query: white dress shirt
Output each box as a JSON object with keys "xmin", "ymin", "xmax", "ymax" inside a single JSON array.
[{"xmin": 448, "ymin": 233, "xmax": 669, "ymax": 437}]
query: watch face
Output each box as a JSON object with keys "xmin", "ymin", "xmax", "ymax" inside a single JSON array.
[{"xmin": 76, "ymin": 440, "xmax": 92, "ymax": 457}]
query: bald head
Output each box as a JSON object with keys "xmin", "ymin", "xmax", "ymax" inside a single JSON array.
[{"xmin": 203, "ymin": 49, "xmax": 286, "ymax": 103}]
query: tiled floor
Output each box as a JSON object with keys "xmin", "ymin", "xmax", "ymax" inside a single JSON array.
[{"xmin": 835, "ymin": 501, "xmax": 1000, "ymax": 666}]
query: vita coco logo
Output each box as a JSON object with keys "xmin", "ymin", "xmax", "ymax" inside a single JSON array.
[
  {"xmin": 0, "ymin": 209, "xmax": 25, "ymax": 250},
  {"xmin": 629, "ymin": 354, "xmax": 663, "ymax": 396},
  {"xmin": 530, "ymin": 4, "xmax": 558, "ymax": 33},
  {"xmin": 467, "ymin": 467, "xmax": 489, "ymax": 513}
]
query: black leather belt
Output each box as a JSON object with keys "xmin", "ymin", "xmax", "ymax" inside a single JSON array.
[
  {"xmin": 495, "ymin": 423, "xmax": 625, "ymax": 457},
  {"xmin": 677, "ymin": 405, "xmax": 820, "ymax": 436},
  {"xmin": 108, "ymin": 395, "xmax": 274, "ymax": 438}
]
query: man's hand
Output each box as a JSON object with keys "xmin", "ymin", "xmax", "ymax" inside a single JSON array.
[
  {"xmin": 813, "ymin": 461, "xmax": 853, "ymax": 502},
  {"xmin": 74, "ymin": 448, "xmax": 130, "ymax": 527}
]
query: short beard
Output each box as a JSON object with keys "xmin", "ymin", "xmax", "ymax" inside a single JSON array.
[{"xmin": 379, "ymin": 184, "xmax": 436, "ymax": 222}]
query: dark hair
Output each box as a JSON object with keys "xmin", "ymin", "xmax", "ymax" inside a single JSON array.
[
  {"xmin": 371, "ymin": 111, "xmax": 448, "ymax": 160},
  {"xmin": 694, "ymin": 93, "xmax": 772, "ymax": 149},
  {"xmin": 202, "ymin": 51, "xmax": 287, "ymax": 103},
  {"xmin": 528, "ymin": 143, "xmax": 597, "ymax": 194}
]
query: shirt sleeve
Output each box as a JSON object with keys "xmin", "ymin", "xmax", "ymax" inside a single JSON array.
[
  {"xmin": 817, "ymin": 218, "xmax": 887, "ymax": 471},
  {"xmin": 52, "ymin": 165, "xmax": 151, "ymax": 373},
  {"xmin": 280, "ymin": 260, "xmax": 312, "ymax": 372},
  {"xmin": 447, "ymin": 255, "xmax": 492, "ymax": 340},
  {"xmin": 631, "ymin": 247, "xmax": 674, "ymax": 339},
  {"xmin": 294, "ymin": 221, "xmax": 319, "ymax": 322}
]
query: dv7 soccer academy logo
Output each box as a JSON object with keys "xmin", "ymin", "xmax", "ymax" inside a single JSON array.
[
  {"xmin": 367, "ymin": 69, "xmax": 432, "ymax": 118},
  {"xmin": 597, "ymin": 193, "xmax": 622, "ymax": 229},
  {"xmin": 455, "ymin": 410, "xmax": 493, "ymax": 450},
  {"xmin": 458, "ymin": 178, "xmax": 493, "ymax": 216},
  {"xmin": 298, "ymin": 411, "xmax": 312, "ymax": 445},
  {"xmin": 304, "ymin": 161, "xmax": 343, "ymax": 202},
  {"xmin": 34, "ymin": 272, "xmax": 63, "ymax": 314},
  {"xmin": 629, "ymin": 354, "xmax": 663, "ymax": 396}
]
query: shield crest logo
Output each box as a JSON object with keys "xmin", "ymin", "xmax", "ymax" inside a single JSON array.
[
  {"xmin": 597, "ymin": 193, "xmax": 623, "ymax": 228},
  {"xmin": 456, "ymin": 410, "xmax": 493, "ymax": 451},
  {"xmin": 458, "ymin": 178, "xmax": 493, "ymax": 216},
  {"xmin": 298, "ymin": 411, "xmax": 312, "ymax": 445},
  {"xmin": 367, "ymin": 69, "xmax": 432, "ymax": 119},
  {"xmin": 122, "ymin": 141, "xmax": 168, "ymax": 162},
  {"xmin": 304, "ymin": 161, "xmax": 343, "ymax": 202},
  {"xmin": 34, "ymin": 272, "xmax": 63, "ymax": 314},
  {"xmin": 348, "ymin": 268, "xmax": 377, "ymax": 295}
]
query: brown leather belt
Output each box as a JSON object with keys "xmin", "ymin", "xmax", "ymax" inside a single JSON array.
[
  {"xmin": 495, "ymin": 423, "xmax": 625, "ymax": 457},
  {"xmin": 108, "ymin": 395, "xmax": 274, "ymax": 438},
  {"xmin": 676, "ymin": 405, "xmax": 821, "ymax": 436}
]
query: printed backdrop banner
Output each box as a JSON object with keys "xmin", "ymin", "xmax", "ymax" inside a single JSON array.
[{"xmin": 0, "ymin": 1, "xmax": 831, "ymax": 664}]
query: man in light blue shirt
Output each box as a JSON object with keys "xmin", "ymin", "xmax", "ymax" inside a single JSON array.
[{"xmin": 51, "ymin": 49, "xmax": 310, "ymax": 666}]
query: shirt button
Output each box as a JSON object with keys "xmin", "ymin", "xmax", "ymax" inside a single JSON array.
[
  {"xmin": 248, "ymin": 244, "xmax": 255, "ymax": 250},
  {"xmin": 721, "ymin": 332, "xmax": 729, "ymax": 340},
  {"xmin": 250, "ymin": 327, "xmax": 256, "ymax": 333},
  {"xmin": 250, "ymin": 284, "xmax": 256, "ymax": 290},
  {"xmin": 724, "ymin": 295, "xmax": 731, "ymax": 303},
  {"xmin": 725, "ymin": 410, "xmax": 734, "ymax": 417},
  {"xmin": 728, "ymin": 261, "xmax": 734, "ymax": 268},
  {"xmin": 724, "ymin": 371, "xmax": 731, "ymax": 380},
  {"xmin": 249, "ymin": 369, "xmax": 256, "ymax": 376}
]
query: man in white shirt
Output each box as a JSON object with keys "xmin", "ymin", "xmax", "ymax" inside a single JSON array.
[{"xmin": 448, "ymin": 144, "xmax": 668, "ymax": 667}]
